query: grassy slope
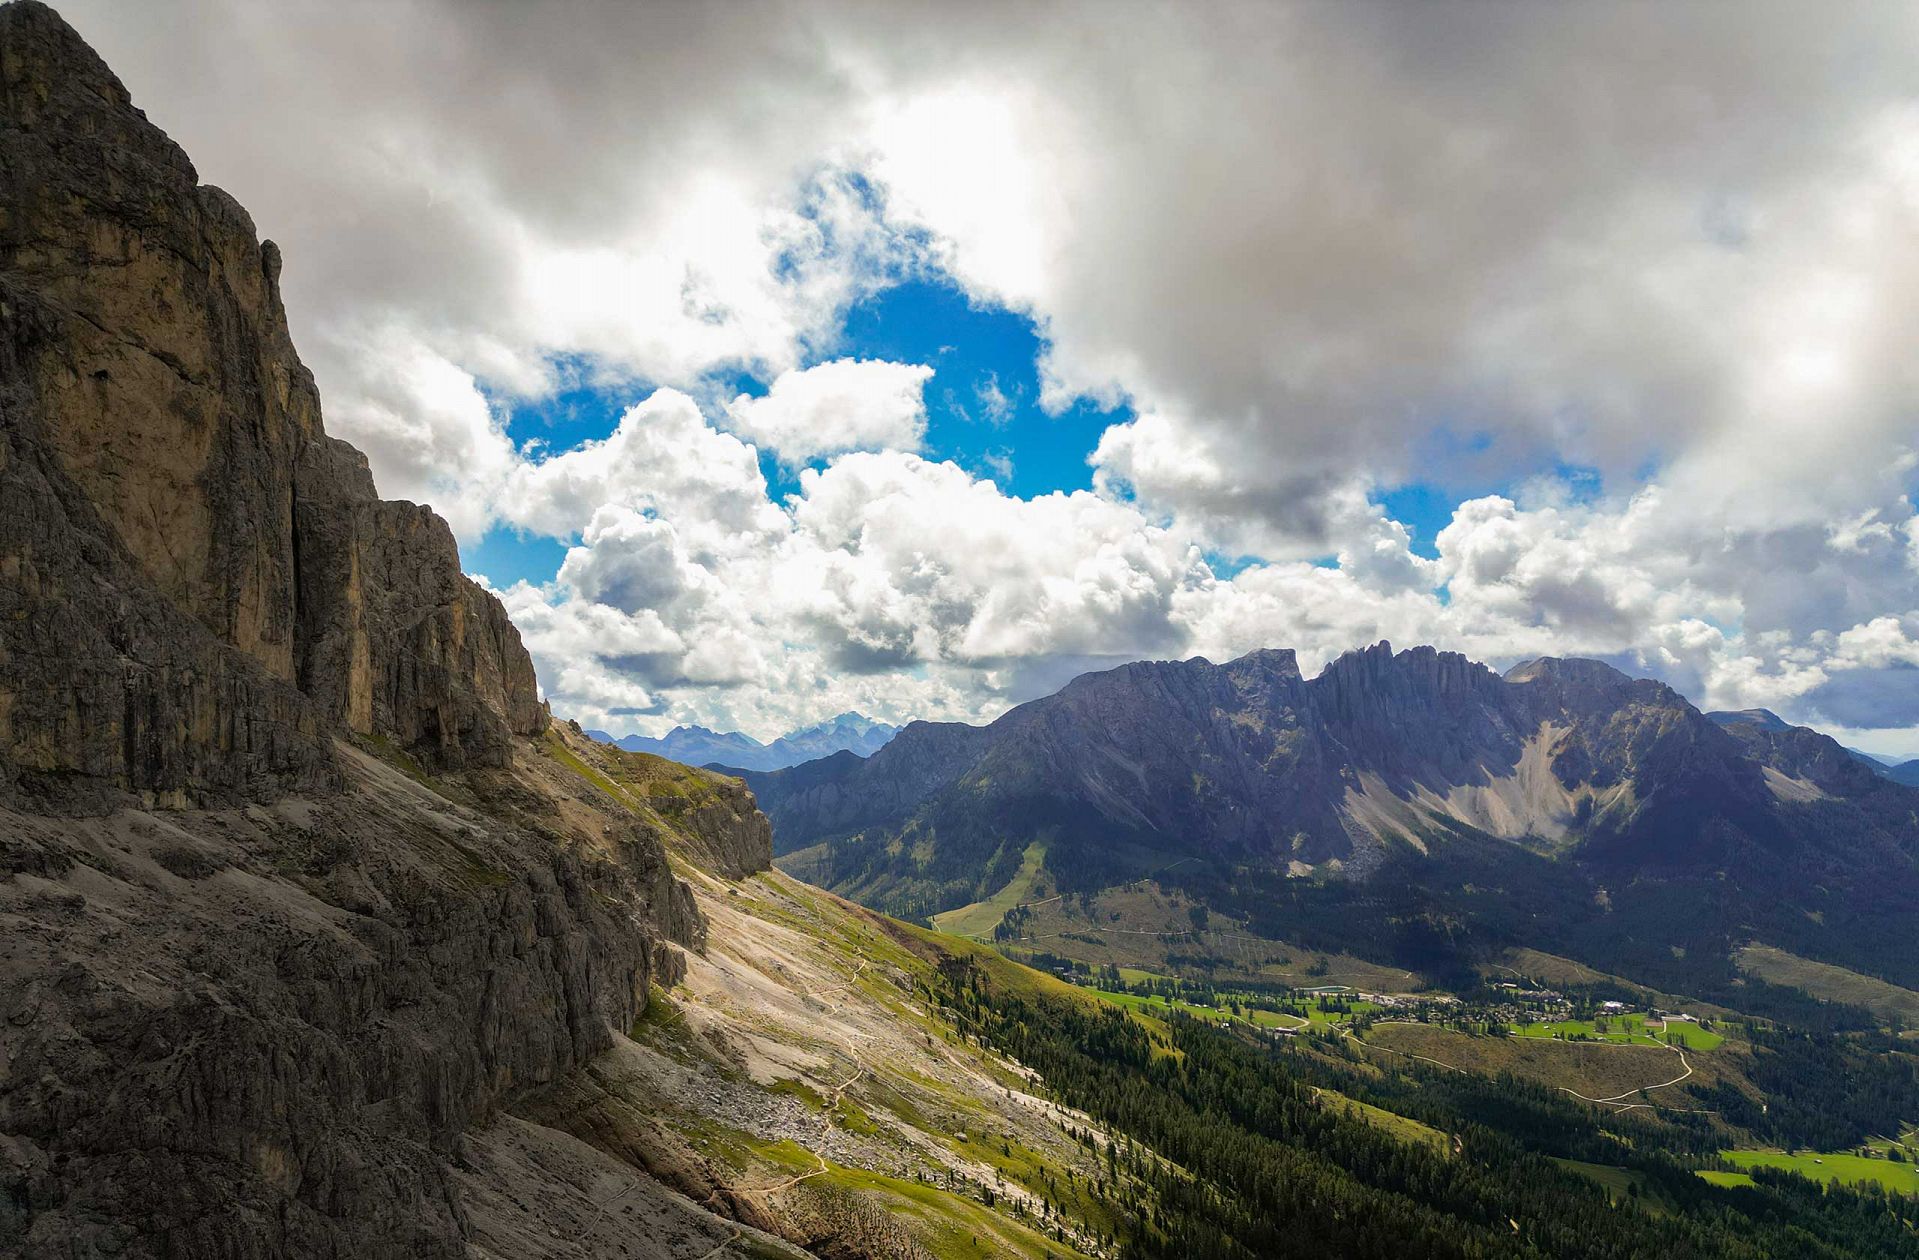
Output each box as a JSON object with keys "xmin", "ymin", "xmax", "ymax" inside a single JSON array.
[
  {"xmin": 930, "ymin": 841, "xmax": 1049, "ymax": 939},
  {"xmin": 1359, "ymin": 1021, "xmax": 1726, "ymax": 1104},
  {"xmin": 1552, "ymin": 1158, "xmax": 1680, "ymax": 1214},
  {"xmin": 1734, "ymin": 943, "xmax": 1919, "ymax": 1026},
  {"xmin": 1722, "ymin": 1149, "xmax": 1919, "ymax": 1194},
  {"xmin": 510, "ymin": 727, "xmax": 1116, "ymax": 1258},
  {"xmin": 1081, "ymin": 986, "xmax": 1384, "ymax": 1034},
  {"xmin": 998, "ymin": 880, "xmax": 1419, "ymax": 992},
  {"xmin": 726, "ymin": 880, "xmax": 1109, "ymax": 1251},
  {"xmin": 1698, "ymin": 1124, "xmax": 1919, "ymax": 1197},
  {"xmin": 1510, "ymin": 1013, "xmax": 1724, "ymax": 1051},
  {"xmin": 1316, "ymin": 1089, "xmax": 1453, "ymax": 1156}
]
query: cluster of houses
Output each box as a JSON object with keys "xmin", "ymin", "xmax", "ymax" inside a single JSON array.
[
  {"xmin": 1447, "ymin": 986, "xmax": 1706, "ymax": 1039},
  {"xmin": 1486, "ymin": 982, "xmax": 1575, "ymax": 1026}
]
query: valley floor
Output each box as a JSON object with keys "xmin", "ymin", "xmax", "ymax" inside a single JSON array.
[{"xmin": 841, "ymin": 847, "xmax": 1919, "ymax": 1254}]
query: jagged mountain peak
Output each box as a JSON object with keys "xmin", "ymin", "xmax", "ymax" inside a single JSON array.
[
  {"xmin": 1326, "ymin": 637, "xmax": 1400, "ymax": 668},
  {"xmin": 746, "ymin": 640, "xmax": 1919, "ymax": 919},
  {"xmin": 1313, "ymin": 641, "xmax": 1504, "ymax": 711},
  {"xmin": 1227, "ymin": 645, "xmax": 1302, "ymax": 676}
]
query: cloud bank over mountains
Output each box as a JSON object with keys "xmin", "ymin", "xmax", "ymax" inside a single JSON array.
[{"xmin": 63, "ymin": 0, "xmax": 1919, "ymax": 745}]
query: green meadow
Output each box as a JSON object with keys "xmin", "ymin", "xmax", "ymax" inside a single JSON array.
[
  {"xmin": 1510, "ymin": 1012, "xmax": 1723, "ymax": 1051},
  {"xmin": 1719, "ymin": 1149, "xmax": 1919, "ymax": 1195}
]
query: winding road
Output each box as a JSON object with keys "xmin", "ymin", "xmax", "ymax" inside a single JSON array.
[
  {"xmin": 1351, "ymin": 1020, "xmax": 1714, "ymax": 1113},
  {"xmin": 1555, "ymin": 1047, "xmax": 1694, "ymax": 1107}
]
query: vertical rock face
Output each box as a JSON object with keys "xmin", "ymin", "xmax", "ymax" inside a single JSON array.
[
  {"xmin": 292, "ymin": 440, "xmax": 547, "ymax": 764},
  {"xmin": 0, "ymin": 6, "xmax": 733, "ymax": 1257},
  {"xmin": 1, "ymin": 24, "xmax": 310, "ymax": 680},
  {"xmin": 0, "ymin": 0, "xmax": 542, "ymax": 813}
]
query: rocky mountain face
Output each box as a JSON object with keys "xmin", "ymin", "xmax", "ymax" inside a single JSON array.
[
  {"xmin": 748, "ymin": 641, "xmax": 1919, "ymax": 918},
  {"xmin": 589, "ymin": 712, "xmax": 900, "ymax": 772},
  {"xmin": 0, "ymin": 6, "xmax": 775, "ymax": 1255},
  {"xmin": 0, "ymin": 0, "xmax": 542, "ymax": 815},
  {"xmin": 1708, "ymin": 709, "xmax": 1906, "ymax": 781}
]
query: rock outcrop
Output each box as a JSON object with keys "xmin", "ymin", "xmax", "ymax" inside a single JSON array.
[
  {"xmin": 548, "ymin": 722, "xmax": 774, "ymax": 882},
  {"xmin": 665, "ymin": 773, "xmax": 775, "ymax": 881},
  {"xmin": 0, "ymin": 0, "xmax": 541, "ymax": 815},
  {"xmin": 292, "ymin": 442, "xmax": 547, "ymax": 766},
  {"xmin": 0, "ymin": 750, "xmax": 696, "ymax": 1258}
]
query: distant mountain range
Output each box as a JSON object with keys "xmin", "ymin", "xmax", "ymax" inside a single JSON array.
[
  {"xmin": 585, "ymin": 712, "xmax": 899, "ymax": 772},
  {"xmin": 741, "ymin": 643, "xmax": 1919, "ymax": 992},
  {"xmin": 750, "ymin": 645, "xmax": 1919, "ymax": 882}
]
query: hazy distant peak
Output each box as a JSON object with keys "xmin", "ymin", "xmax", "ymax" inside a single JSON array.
[
  {"xmin": 1503, "ymin": 656, "xmax": 1634, "ymax": 688},
  {"xmin": 586, "ymin": 710, "xmax": 900, "ymax": 771},
  {"xmin": 1706, "ymin": 708, "xmax": 1793, "ymax": 732}
]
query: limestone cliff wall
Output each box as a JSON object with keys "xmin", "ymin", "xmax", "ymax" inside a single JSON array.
[
  {"xmin": 0, "ymin": 6, "xmax": 739, "ymax": 1257},
  {"xmin": 0, "ymin": 0, "xmax": 542, "ymax": 812}
]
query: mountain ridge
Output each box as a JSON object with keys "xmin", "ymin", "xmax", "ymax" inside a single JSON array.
[
  {"xmin": 744, "ymin": 642, "xmax": 1919, "ymax": 947},
  {"xmin": 1707, "ymin": 708, "xmax": 1905, "ymax": 779}
]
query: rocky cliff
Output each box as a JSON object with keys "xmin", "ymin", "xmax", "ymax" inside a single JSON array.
[
  {"xmin": 0, "ymin": 5, "xmax": 777, "ymax": 1256},
  {"xmin": 0, "ymin": 0, "xmax": 542, "ymax": 814}
]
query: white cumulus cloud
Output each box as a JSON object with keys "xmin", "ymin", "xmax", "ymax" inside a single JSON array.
[{"xmin": 724, "ymin": 359, "xmax": 933, "ymax": 464}]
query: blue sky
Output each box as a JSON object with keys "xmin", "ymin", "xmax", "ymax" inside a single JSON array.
[
  {"xmin": 826, "ymin": 279, "xmax": 1124, "ymax": 499},
  {"xmin": 468, "ymin": 275, "xmax": 1137, "ymax": 593},
  {"xmin": 464, "ymin": 271, "xmax": 1501, "ymax": 600},
  {"xmin": 464, "ymin": 275, "xmax": 1151, "ymax": 615}
]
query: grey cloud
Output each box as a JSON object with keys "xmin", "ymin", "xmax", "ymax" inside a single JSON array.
[
  {"xmin": 65, "ymin": 0, "xmax": 1919, "ymax": 545},
  {"xmin": 600, "ymin": 653, "xmax": 693, "ymax": 688},
  {"xmin": 1803, "ymin": 667, "xmax": 1919, "ymax": 730}
]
